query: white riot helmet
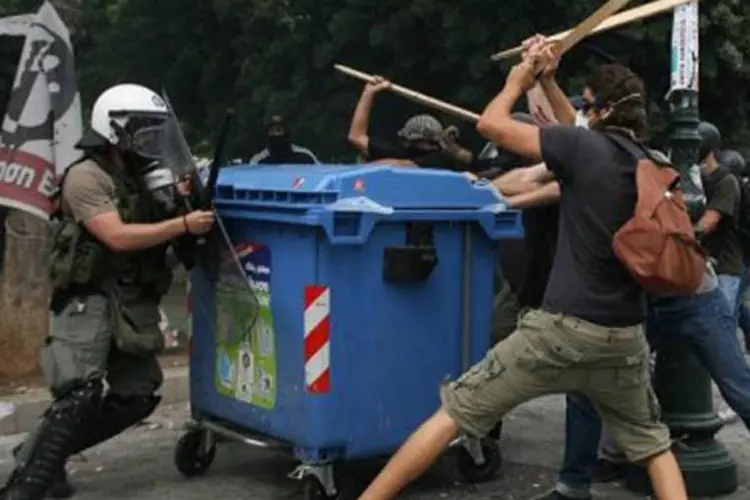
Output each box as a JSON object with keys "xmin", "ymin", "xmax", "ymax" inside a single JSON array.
[
  {"xmin": 79, "ymin": 83, "xmax": 169, "ymax": 160},
  {"xmin": 77, "ymin": 84, "xmax": 176, "ymax": 193}
]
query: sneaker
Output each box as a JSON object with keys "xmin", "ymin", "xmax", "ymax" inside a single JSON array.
[
  {"xmin": 592, "ymin": 458, "xmax": 625, "ymax": 483},
  {"xmin": 529, "ymin": 489, "xmax": 591, "ymax": 500}
]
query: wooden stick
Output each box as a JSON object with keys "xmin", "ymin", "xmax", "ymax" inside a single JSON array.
[
  {"xmin": 555, "ymin": 0, "xmax": 635, "ymax": 56},
  {"xmin": 491, "ymin": 0, "xmax": 698, "ymax": 61},
  {"xmin": 334, "ymin": 64, "xmax": 480, "ymax": 123}
]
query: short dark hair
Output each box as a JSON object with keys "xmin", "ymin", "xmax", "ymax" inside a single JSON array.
[{"xmin": 586, "ymin": 64, "xmax": 648, "ymax": 138}]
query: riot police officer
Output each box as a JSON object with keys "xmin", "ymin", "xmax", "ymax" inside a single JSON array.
[{"xmin": 0, "ymin": 84, "xmax": 214, "ymax": 500}]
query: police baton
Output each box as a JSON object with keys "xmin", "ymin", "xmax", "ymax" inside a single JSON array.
[{"xmin": 194, "ymin": 109, "xmax": 235, "ymax": 247}]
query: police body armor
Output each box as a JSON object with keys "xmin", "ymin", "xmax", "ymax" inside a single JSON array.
[{"xmin": 49, "ymin": 154, "xmax": 175, "ymax": 355}]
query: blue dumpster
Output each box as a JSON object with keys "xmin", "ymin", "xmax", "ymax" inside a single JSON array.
[{"xmin": 176, "ymin": 164, "xmax": 523, "ymax": 497}]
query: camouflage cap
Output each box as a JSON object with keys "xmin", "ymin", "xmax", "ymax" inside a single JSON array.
[{"xmin": 397, "ymin": 114, "xmax": 444, "ymax": 141}]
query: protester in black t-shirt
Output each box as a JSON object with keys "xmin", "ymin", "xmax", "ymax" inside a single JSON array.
[
  {"xmin": 357, "ymin": 52, "xmax": 687, "ymax": 499},
  {"xmin": 347, "ymin": 77, "xmax": 472, "ymax": 170},
  {"xmin": 696, "ymin": 122, "xmax": 743, "ymax": 314}
]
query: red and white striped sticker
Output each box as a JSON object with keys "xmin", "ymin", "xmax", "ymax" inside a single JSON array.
[{"xmin": 303, "ymin": 285, "xmax": 331, "ymax": 393}]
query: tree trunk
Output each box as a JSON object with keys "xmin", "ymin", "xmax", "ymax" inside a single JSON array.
[{"xmin": 0, "ymin": 210, "xmax": 51, "ymax": 379}]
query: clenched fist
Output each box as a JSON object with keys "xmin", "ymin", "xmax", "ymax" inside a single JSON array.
[{"xmin": 184, "ymin": 210, "xmax": 215, "ymax": 235}]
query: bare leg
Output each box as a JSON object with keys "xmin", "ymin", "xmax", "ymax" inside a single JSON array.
[
  {"xmin": 358, "ymin": 408, "xmax": 459, "ymax": 500},
  {"xmin": 646, "ymin": 450, "xmax": 688, "ymax": 500}
]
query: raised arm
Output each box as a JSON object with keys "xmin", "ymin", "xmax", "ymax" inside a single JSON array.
[
  {"xmin": 524, "ymin": 35, "xmax": 577, "ymax": 126},
  {"xmin": 476, "ymin": 61, "xmax": 543, "ymax": 163},
  {"xmin": 347, "ymin": 77, "xmax": 391, "ymax": 153}
]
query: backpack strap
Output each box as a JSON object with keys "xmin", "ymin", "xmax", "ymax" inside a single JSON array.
[
  {"xmin": 602, "ymin": 131, "xmax": 671, "ymax": 167},
  {"xmin": 51, "ymin": 155, "xmax": 90, "ymax": 220},
  {"xmin": 52, "ymin": 152, "xmax": 137, "ymax": 220},
  {"xmin": 603, "ymin": 132, "xmax": 680, "ymax": 193}
]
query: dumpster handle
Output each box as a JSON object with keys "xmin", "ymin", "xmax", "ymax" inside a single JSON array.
[
  {"xmin": 319, "ymin": 197, "xmax": 393, "ymax": 245},
  {"xmin": 460, "ymin": 223, "xmax": 473, "ymax": 372}
]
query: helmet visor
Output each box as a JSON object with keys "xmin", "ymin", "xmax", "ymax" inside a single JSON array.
[{"xmin": 126, "ymin": 115, "xmax": 167, "ymax": 160}]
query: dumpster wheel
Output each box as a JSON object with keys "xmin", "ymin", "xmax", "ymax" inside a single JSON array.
[
  {"xmin": 174, "ymin": 428, "xmax": 217, "ymax": 477},
  {"xmin": 455, "ymin": 437, "xmax": 502, "ymax": 483},
  {"xmin": 302, "ymin": 475, "xmax": 336, "ymax": 500}
]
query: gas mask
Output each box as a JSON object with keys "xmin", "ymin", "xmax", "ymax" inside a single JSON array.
[
  {"xmin": 142, "ymin": 161, "xmax": 178, "ymax": 213},
  {"xmin": 119, "ymin": 113, "xmax": 182, "ymax": 212}
]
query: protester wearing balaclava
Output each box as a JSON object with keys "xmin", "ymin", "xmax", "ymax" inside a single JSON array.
[{"xmin": 248, "ymin": 115, "xmax": 320, "ymax": 165}]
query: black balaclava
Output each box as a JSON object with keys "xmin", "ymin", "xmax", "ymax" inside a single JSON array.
[{"xmin": 266, "ymin": 115, "xmax": 292, "ymax": 157}]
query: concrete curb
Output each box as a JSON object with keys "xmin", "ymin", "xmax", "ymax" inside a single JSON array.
[{"xmin": 0, "ymin": 366, "xmax": 189, "ymax": 436}]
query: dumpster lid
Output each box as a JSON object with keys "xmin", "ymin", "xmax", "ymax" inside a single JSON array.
[{"xmin": 215, "ymin": 164, "xmax": 505, "ymax": 209}]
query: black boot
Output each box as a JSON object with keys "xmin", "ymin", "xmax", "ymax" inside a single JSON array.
[
  {"xmin": 11, "ymin": 445, "xmax": 74, "ymax": 499},
  {"xmin": 0, "ymin": 471, "xmax": 73, "ymax": 500},
  {"xmin": 45, "ymin": 394, "xmax": 160, "ymax": 499},
  {"xmin": 47, "ymin": 471, "xmax": 74, "ymax": 499},
  {"xmin": 0, "ymin": 382, "xmax": 102, "ymax": 500},
  {"xmin": 0, "ymin": 471, "xmax": 22, "ymax": 500}
]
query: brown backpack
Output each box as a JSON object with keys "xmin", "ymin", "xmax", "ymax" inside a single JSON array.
[{"xmin": 611, "ymin": 145, "xmax": 707, "ymax": 296}]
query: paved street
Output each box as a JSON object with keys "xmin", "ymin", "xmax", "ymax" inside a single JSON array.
[{"xmin": 0, "ymin": 395, "xmax": 746, "ymax": 499}]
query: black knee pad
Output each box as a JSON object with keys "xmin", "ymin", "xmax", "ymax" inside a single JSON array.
[
  {"xmin": 66, "ymin": 393, "xmax": 162, "ymax": 457},
  {"xmin": 105, "ymin": 393, "xmax": 161, "ymax": 424},
  {"xmin": 48, "ymin": 379, "xmax": 104, "ymax": 419}
]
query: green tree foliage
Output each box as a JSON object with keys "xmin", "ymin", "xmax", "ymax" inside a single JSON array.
[{"xmin": 1, "ymin": 0, "xmax": 749, "ymax": 159}]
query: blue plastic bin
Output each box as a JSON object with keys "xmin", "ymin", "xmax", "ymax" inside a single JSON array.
[{"xmin": 187, "ymin": 164, "xmax": 522, "ymax": 464}]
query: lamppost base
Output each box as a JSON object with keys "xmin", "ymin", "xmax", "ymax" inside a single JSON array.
[{"xmin": 624, "ymin": 439, "xmax": 738, "ymax": 497}]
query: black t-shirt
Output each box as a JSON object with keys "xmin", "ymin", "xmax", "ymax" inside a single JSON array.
[
  {"xmin": 701, "ymin": 167, "xmax": 742, "ymax": 276},
  {"xmin": 366, "ymin": 137, "xmax": 460, "ymax": 170},
  {"xmin": 540, "ymin": 126, "xmax": 645, "ymax": 327}
]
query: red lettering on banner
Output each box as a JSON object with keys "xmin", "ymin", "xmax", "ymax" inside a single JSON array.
[{"xmin": 0, "ymin": 147, "xmax": 56, "ymax": 215}]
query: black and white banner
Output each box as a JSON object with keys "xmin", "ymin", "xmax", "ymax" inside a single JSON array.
[
  {"xmin": 0, "ymin": 13, "xmax": 34, "ymax": 37},
  {"xmin": 0, "ymin": 1, "xmax": 82, "ymax": 219}
]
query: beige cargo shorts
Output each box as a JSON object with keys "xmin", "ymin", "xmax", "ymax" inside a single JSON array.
[{"xmin": 441, "ymin": 309, "xmax": 671, "ymax": 464}]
